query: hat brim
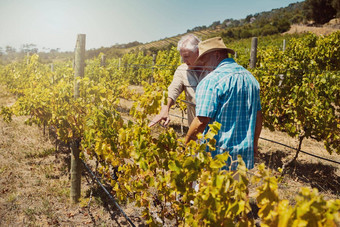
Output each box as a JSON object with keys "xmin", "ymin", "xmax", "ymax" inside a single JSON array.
[{"xmin": 194, "ymin": 48, "xmax": 235, "ymax": 66}]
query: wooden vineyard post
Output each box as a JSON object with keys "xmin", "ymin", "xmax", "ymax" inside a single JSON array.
[
  {"xmin": 51, "ymin": 64, "xmax": 54, "ymax": 84},
  {"xmin": 101, "ymin": 54, "xmax": 106, "ymax": 67},
  {"xmin": 150, "ymin": 53, "xmax": 156, "ymax": 84},
  {"xmin": 70, "ymin": 34, "xmax": 85, "ymax": 203},
  {"xmin": 249, "ymin": 37, "xmax": 258, "ymax": 69},
  {"xmin": 74, "ymin": 34, "xmax": 85, "ymax": 99},
  {"xmin": 26, "ymin": 52, "xmax": 30, "ymax": 65},
  {"xmin": 283, "ymin": 39, "xmax": 286, "ymax": 52}
]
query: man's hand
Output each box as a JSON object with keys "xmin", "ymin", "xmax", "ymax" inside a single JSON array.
[
  {"xmin": 149, "ymin": 98, "xmax": 175, "ymax": 127},
  {"xmin": 148, "ymin": 105, "xmax": 170, "ymax": 127},
  {"xmin": 185, "ymin": 116, "xmax": 210, "ymax": 143},
  {"xmin": 149, "ymin": 106, "xmax": 170, "ymax": 127}
]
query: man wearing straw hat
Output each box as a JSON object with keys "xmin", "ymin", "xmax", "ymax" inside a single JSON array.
[{"xmin": 185, "ymin": 37, "xmax": 262, "ymax": 170}]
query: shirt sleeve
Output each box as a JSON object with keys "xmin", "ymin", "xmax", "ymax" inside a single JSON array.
[
  {"xmin": 195, "ymin": 77, "xmax": 219, "ymax": 119},
  {"xmin": 168, "ymin": 64, "xmax": 186, "ymax": 101}
]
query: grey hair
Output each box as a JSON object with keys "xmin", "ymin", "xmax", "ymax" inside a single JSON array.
[{"xmin": 177, "ymin": 34, "xmax": 201, "ymax": 52}]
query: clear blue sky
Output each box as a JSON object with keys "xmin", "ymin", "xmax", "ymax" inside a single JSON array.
[{"xmin": 0, "ymin": 0, "xmax": 304, "ymax": 52}]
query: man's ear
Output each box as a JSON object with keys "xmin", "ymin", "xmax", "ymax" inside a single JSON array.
[
  {"xmin": 216, "ymin": 50, "xmax": 229, "ymax": 61},
  {"xmin": 215, "ymin": 51, "xmax": 223, "ymax": 61}
]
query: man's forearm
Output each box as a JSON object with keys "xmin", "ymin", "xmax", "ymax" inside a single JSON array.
[
  {"xmin": 165, "ymin": 97, "xmax": 175, "ymax": 110},
  {"xmin": 159, "ymin": 97, "xmax": 175, "ymax": 116},
  {"xmin": 148, "ymin": 97, "xmax": 176, "ymax": 127},
  {"xmin": 185, "ymin": 116, "xmax": 210, "ymax": 143},
  {"xmin": 254, "ymin": 110, "xmax": 263, "ymax": 147}
]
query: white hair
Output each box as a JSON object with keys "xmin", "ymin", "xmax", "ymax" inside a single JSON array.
[{"xmin": 177, "ymin": 34, "xmax": 201, "ymax": 52}]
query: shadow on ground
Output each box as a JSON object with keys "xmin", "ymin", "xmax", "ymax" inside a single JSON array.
[
  {"xmin": 83, "ymin": 178, "xmax": 146, "ymax": 227},
  {"xmin": 285, "ymin": 162, "xmax": 340, "ymax": 195},
  {"xmin": 258, "ymin": 150, "xmax": 340, "ymax": 195}
]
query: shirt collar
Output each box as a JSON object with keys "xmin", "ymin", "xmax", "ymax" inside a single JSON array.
[{"xmin": 217, "ymin": 58, "xmax": 236, "ymax": 68}]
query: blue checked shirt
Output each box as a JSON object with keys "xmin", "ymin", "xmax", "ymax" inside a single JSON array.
[{"xmin": 196, "ymin": 58, "xmax": 261, "ymax": 170}]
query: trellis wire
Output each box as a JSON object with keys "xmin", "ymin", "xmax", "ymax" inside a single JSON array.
[
  {"xmin": 152, "ymin": 110, "xmax": 340, "ymax": 166},
  {"xmin": 81, "ymin": 159, "xmax": 136, "ymax": 227}
]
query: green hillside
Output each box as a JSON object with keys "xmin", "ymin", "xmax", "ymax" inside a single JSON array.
[
  {"xmin": 84, "ymin": 1, "xmax": 306, "ymax": 59},
  {"xmin": 122, "ymin": 2, "xmax": 305, "ymax": 53}
]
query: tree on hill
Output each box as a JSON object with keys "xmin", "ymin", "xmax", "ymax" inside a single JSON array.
[
  {"xmin": 20, "ymin": 44, "xmax": 38, "ymax": 54},
  {"xmin": 273, "ymin": 18, "xmax": 291, "ymax": 33},
  {"xmin": 332, "ymin": 0, "xmax": 340, "ymax": 17},
  {"xmin": 5, "ymin": 46, "xmax": 16, "ymax": 54},
  {"xmin": 209, "ymin": 21, "xmax": 221, "ymax": 29},
  {"xmin": 303, "ymin": 0, "xmax": 338, "ymax": 24}
]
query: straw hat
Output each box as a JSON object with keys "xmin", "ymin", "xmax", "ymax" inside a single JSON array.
[{"xmin": 194, "ymin": 37, "xmax": 235, "ymax": 65}]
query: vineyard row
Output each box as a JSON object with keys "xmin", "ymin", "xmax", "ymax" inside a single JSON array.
[{"xmin": 0, "ymin": 32, "xmax": 339, "ymax": 226}]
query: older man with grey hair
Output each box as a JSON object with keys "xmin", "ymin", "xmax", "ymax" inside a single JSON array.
[{"xmin": 149, "ymin": 34, "xmax": 207, "ymax": 127}]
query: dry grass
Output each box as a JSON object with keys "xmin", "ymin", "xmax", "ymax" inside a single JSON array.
[
  {"xmin": 0, "ymin": 86, "xmax": 145, "ymax": 226},
  {"xmin": 255, "ymin": 129, "xmax": 339, "ymax": 202},
  {"xmin": 284, "ymin": 24, "xmax": 339, "ymax": 36},
  {"xmin": 0, "ymin": 86, "xmax": 16, "ymax": 107},
  {"xmin": 284, "ymin": 18, "xmax": 340, "ymax": 36}
]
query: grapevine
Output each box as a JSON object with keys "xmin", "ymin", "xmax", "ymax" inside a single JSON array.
[{"xmin": 0, "ymin": 32, "xmax": 339, "ymax": 226}]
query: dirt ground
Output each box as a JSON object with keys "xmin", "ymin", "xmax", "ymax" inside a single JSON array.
[{"xmin": 0, "ymin": 86, "xmax": 145, "ymax": 226}]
